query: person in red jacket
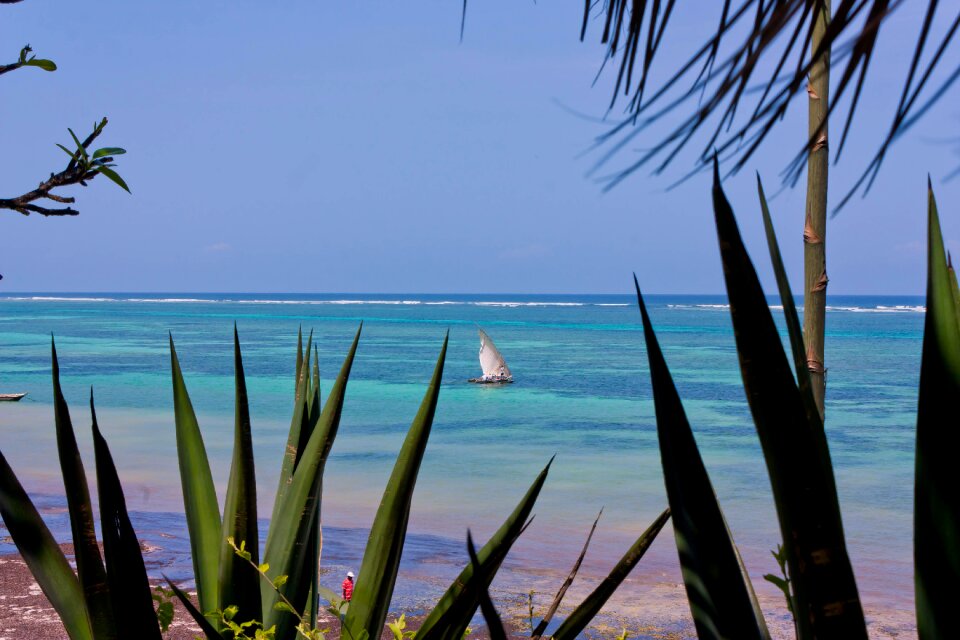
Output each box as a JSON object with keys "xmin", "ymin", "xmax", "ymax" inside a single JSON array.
[{"xmin": 342, "ymin": 571, "xmax": 354, "ymax": 602}]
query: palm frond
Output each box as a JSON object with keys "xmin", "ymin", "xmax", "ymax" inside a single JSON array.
[{"xmin": 583, "ymin": 0, "xmax": 960, "ymax": 208}]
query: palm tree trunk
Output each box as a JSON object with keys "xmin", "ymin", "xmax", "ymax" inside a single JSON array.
[{"xmin": 804, "ymin": 0, "xmax": 830, "ymax": 420}]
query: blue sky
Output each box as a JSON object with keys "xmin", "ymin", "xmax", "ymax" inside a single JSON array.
[{"xmin": 1, "ymin": 1, "xmax": 957, "ymax": 294}]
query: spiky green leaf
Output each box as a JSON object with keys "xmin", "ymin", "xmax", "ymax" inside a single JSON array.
[
  {"xmin": 551, "ymin": 509, "xmax": 670, "ymax": 640},
  {"xmin": 218, "ymin": 326, "xmax": 262, "ymax": 625},
  {"xmin": 711, "ymin": 161, "xmax": 867, "ymax": 638},
  {"xmin": 343, "ymin": 334, "xmax": 448, "ymax": 640},
  {"xmin": 636, "ymin": 280, "xmax": 769, "ymax": 639},
  {"xmin": 91, "ymin": 395, "xmax": 162, "ymax": 639},
  {"xmin": 0, "ymin": 451, "xmax": 93, "ymax": 640},
  {"xmin": 167, "ymin": 579, "xmax": 225, "ymax": 640},
  {"xmin": 270, "ymin": 330, "xmax": 313, "ymax": 528},
  {"xmin": 756, "ymin": 175, "xmax": 819, "ymax": 422},
  {"xmin": 531, "ymin": 508, "xmax": 602, "ymax": 639},
  {"xmin": 263, "ymin": 327, "xmax": 361, "ymax": 636},
  {"xmin": 417, "ymin": 458, "xmax": 553, "ymax": 640},
  {"xmin": 466, "ymin": 532, "xmax": 506, "ymax": 640},
  {"xmin": 915, "ymin": 183, "xmax": 960, "ymax": 639},
  {"xmin": 169, "ymin": 335, "xmax": 221, "ymax": 625},
  {"xmin": 51, "ymin": 340, "xmax": 114, "ymax": 640}
]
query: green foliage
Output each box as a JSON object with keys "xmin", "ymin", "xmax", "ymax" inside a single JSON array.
[
  {"xmin": 711, "ymin": 162, "xmax": 867, "ymax": 638},
  {"xmin": 18, "ymin": 44, "xmax": 57, "ymax": 71},
  {"xmin": 550, "ymin": 509, "xmax": 670, "ymax": 640},
  {"xmin": 417, "ymin": 458, "xmax": 552, "ymax": 640},
  {"xmin": 56, "ymin": 119, "xmax": 130, "ymax": 192},
  {"xmin": 262, "ymin": 328, "xmax": 359, "ymax": 637},
  {"xmin": 530, "ymin": 509, "xmax": 601, "ymax": 639},
  {"xmin": 388, "ymin": 614, "xmax": 416, "ymax": 640},
  {"xmin": 51, "ymin": 341, "xmax": 114, "ymax": 640},
  {"xmin": 0, "ymin": 451, "xmax": 94, "ymax": 640},
  {"xmin": 170, "ymin": 334, "xmax": 222, "ymax": 626},
  {"xmin": 0, "ymin": 342, "xmax": 170, "ymax": 640},
  {"xmin": 91, "ymin": 395, "xmax": 163, "ymax": 639},
  {"xmin": 762, "ymin": 544, "xmax": 795, "ymax": 633},
  {"xmin": 152, "ymin": 586, "xmax": 176, "ymax": 633},
  {"xmin": 915, "ymin": 182, "xmax": 960, "ymax": 638},
  {"xmin": 343, "ymin": 335, "xmax": 448, "ymax": 640},
  {"xmin": 466, "ymin": 531, "xmax": 508, "ymax": 640},
  {"xmin": 168, "ymin": 579, "xmax": 225, "ymax": 640},
  {"xmin": 225, "ymin": 538, "xmax": 327, "ymax": 640},
  {"xmin": 219, "ymin": 326, "xmax": 262, "ymax": 625},
  {"xmin": 636, "ymin": 278, "xmax": 769, "ymax": 639}
]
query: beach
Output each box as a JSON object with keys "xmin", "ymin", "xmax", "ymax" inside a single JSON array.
[{"xmin": 0, "ymin": 294, "xmax": 923, "ymax": 637}]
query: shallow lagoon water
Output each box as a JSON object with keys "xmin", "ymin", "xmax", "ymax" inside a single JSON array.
[{"xmin": 0, "ymin": 293, "xmax": 922, "ymax": 636}]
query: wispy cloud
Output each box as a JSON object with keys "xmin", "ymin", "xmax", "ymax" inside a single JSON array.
[{"xmin": 204, "ymin": 242, "xmax": 232, "ymax": 253}]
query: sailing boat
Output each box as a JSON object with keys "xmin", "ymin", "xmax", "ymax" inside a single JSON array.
[
  {"xmin": 0, "ymin": 393, "xmax": 27, "ymax": 402},
  {"xmin": 468, "ymin": 328, "xmax": 513, "ymax": 384}
]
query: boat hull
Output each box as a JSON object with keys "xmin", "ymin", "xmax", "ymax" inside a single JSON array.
[
  {"xmin": 467, "ymin": 378, "xmax": 513, "ymax": 384},
  {"xmin": 0, "ymin": 393, "xmax": 27, "ymax": 402}
]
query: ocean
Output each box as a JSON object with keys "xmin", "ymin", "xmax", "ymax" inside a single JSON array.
[{"xmin": 0, "ymin": 293, "xmax": 923, "ymax": 637}]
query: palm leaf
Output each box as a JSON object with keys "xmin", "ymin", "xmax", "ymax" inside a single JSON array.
[
  {"xmin": 218, "ymin": 326, "xmax": 261, "ymax": 624},
  {"xmin": 90, "ymin": 394, "xmax": 163, "ymax": 639},
  {"xmin": 343, "ymin": 334, "xmax": 448, "ymax": 640},
  {"xmin": 551, "ymin": 508, "xmax": 670, "ymax": 640},
  {"xmin": 636, "ymin": 279, "xmax": 769, "ymax": 639},
  {"xmin": 51, "ymin": 339, "xmax": 115, "ymax": 639},
  {"xmin": 914, "ymin": 182, "xmax": 960, "ymax": 638},
  {"xmin": 0, "ymin": 451, "xmax": 93, "ymax": 640},
  {"xmin": 169, "ymin": 334, "xmax": 221, "ymax": 624},
  {"xmin": 418, "ymin": 457, "xmax": 553, "ymax": 640},
  {"xmin": 710, "ymin": 161, "xmax": 867, "ymax": 638},
  {"xmin": 581, "ymin": 0, "xmax": 959, "ymax": 206}
]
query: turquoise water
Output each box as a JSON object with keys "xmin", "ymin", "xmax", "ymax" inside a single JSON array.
[{"xmin": 0, "ymin": 293, "xmax": 922, "ymax": 633}]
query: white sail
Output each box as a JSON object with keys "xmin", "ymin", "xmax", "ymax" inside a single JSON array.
[{"xmin": 478, "ymin": 328, "xmax": 512, "ymax": 379}]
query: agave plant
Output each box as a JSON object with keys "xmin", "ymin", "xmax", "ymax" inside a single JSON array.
[
  {"xmin": 622, "ymin": 167, "xmax": 958, "ymax": 640},
  {"xmin": 167, "ymin": 326, "xmax": 563, "ymax": 640},
  {"xmin": 0, "ymin": 340, "xmax": 169, "ymax": 639},
  {"xmin": 622, "ymin": 165, "xmax": 874, "ymax": 638}
]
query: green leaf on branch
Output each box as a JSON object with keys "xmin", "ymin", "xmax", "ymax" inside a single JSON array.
[
  {"xmin": 96, "ymin": 166, "xmax": 131, "ymax": 193},
  {"xmin": 16, "ymin": 45, "xmax": 56, "ymax": 71},
  {"xmin": 24, "ymin": 58, "xmax": 57, "ymax": 71},
  {"xmin": 68, "ymin": 128, "xmax": 89, "ymax": 162},
  {"xmin": 56, "ymin": 143, "xmax": 79, "ymax": 160},
  {"xmin": 93, "ymin": 147, "xmax": 126, "ymax": 159}
]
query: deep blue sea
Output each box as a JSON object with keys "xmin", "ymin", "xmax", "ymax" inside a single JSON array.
[{"xmin": 0, "ymin": 293, "xmax": 923, "ymax": 636}]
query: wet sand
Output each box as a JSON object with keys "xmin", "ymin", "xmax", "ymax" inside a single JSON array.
[{"xmin": 0, "ymin": 542, "xmax": 917, "ymax": 640}]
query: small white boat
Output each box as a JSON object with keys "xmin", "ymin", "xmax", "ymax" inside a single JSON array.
[
  {"xmin": 0, "ymin": 393, "xmax": 27, "ymax": 402},
  {"xmin": 468, "ymin": 328, "xmax": 513, "ymax": 384}
]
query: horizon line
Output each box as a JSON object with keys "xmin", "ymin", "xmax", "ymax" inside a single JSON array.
[{"xmin": 0, "ymin": 290, "xmax": 927, "ymax": 298}]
